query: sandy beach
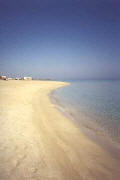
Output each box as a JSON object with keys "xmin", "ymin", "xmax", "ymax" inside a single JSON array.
[{"xmin": 0, "ymin": 80, "xmax": 119, "ymax": 180}]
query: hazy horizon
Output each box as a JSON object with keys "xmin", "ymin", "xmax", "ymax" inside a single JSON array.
[{"xmin": 0, "ymin": 0, "xmax": 120, "ymax": 80}]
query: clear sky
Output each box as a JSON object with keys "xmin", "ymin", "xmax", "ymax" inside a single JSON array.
[{"xmin": 0, "ymin": 0, "xmax": 120, "ymax": 80}]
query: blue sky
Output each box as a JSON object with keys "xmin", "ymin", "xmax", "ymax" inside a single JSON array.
[{"xmin": 0, "ymin": 0, "xmax": 120, "ymax": 80}]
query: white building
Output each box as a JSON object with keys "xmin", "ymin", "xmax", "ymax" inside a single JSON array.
[
  {"xmin": 24, "ymin": 77, "xmax": 32, "ymax": 80},
  {"xmin": 15, "ymin": 78, "xmax": 20, "ymax": 80},
  {"xmin": 8, "ymin": 78, "xmax": 13, "ymax": 80}
]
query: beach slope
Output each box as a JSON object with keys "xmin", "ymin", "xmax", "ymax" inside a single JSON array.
[{"xmin": 0, "ymin": 80, "xmax": 119, "ymax": 180}]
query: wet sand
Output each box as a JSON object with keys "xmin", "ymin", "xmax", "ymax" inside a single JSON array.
[{"xmin": 0, "ymin": 80, "xmax": 119, "ymax": 180}]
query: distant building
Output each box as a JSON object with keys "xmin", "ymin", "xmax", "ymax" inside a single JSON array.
[
  {"xmin": 15, "ymin": 78, "xmax": 20, "ymax": 80},
  {"xmin": 23, "ymin": 77, "xmax": 32, "ymax": 80},
  {"xmin": 0, "ymin": 76, "xmax": 7, "ymax": 80},
  {"xmin": 8, "ymin": 78, "xmax": 13, "ymax": 80}
]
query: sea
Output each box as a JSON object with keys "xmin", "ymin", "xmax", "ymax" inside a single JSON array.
[{"xmin": 51, "ymin": 80, "xmax": 120, "ymax": 144}]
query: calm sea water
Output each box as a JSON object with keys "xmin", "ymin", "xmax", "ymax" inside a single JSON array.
[{"xmin": 53, "ymin": 80, "xmax": 120, "ymax": 143}]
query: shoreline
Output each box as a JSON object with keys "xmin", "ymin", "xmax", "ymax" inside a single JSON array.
[
  {"xmin": 0, "ymin": 80, "xmax": 120, "ymax": 179},
  {"xmin": 50, "ymin": 85, "xmax": 120, "ymax": 160}
]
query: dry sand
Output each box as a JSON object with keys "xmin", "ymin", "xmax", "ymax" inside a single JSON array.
[{"xmin": 0, "ymin": 80, "xmax": 119, "ymax": 180}]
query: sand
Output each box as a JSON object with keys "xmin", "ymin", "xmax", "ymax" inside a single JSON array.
[{"xmin": 0, "ymin": 80, "xmax": 119, "ymax": 180}]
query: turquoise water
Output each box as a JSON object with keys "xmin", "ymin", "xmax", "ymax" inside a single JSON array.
[{"xmin": 53, "ymin": 80, "xmax": 120, "ymax": 143}]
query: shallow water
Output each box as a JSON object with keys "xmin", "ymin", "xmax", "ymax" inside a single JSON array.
[{"xmin": 53, "ymin": 80, "xmax": 120, "ymax": 143}]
